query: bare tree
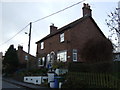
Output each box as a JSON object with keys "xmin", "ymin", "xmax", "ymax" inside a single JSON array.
[{"xmin": 105, "ymin": 7, "xmax": 120, "ymax": 52}]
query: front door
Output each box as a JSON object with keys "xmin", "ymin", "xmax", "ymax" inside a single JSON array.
[{"xmin": 50, "ymin": 51, "xmax": 55, "ymax": 64}]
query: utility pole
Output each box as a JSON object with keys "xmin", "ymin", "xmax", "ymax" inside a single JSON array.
[
  {"xmin": 27, "ymin": 22, "xmax": 32, "ymax": 69},
  {"xmin": 28, "ymin": 22, "xmax": 32, "ymax": 54}
]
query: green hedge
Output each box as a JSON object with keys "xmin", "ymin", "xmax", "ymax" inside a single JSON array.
[
  {"xmin": 112, "ymin": 61, "xmax": 120, "ymax": 72},
  {"xmin": 15, "ymin": 68, "xmax": 48, "ymax": 77},
  {"xmin": 68, "ymin": 62, "xmax": 113, "ymax": 73}
]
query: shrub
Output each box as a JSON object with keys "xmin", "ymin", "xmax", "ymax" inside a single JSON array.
[
  {"xmin": 68, "ymin": 62, "xmax": 113, "ymax": 73},
  {"xmin": 81, "ymin": 38, "xmax": 113, "ymax": 63},
  {"xmin": 62, "ymin": 73, "xmax": 89, "ymax": 88}
]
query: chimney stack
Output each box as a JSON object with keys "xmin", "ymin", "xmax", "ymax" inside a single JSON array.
[
  {"xmin": 18, "ymin": 45, "xmax": 23, "ymax": 50},
  {"xmin": 82, "ymin": 3, "xmax": 92, "ymax": 17},
  {"xmin": 50, "ymin": 24, "xmax": 57, "ymax": 34}
]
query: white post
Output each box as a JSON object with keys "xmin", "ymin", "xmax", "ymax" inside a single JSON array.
[{"xmin": 47, "ymin": 73, "xmax": 54, "ymax": 83}]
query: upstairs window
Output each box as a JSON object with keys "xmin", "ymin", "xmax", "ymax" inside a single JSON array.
[
  {"xmin": 41, "ymin": 42, "xmax": 44, "ymax": 49},
  {"xmin": 60, "ymin": 33, "xmax": 64, "ymax": 42},
  {"xmin": 25, "ymin": 55, "xmax": 28, "ymax": 60},
  {"xmin": 73, "ymin": 49, "xmax": 77, "ymax": 62}
]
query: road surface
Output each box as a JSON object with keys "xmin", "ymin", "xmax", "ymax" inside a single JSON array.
[{"xmin": 2, "ymin": 80, "xmax": 26, "ymax": 89}]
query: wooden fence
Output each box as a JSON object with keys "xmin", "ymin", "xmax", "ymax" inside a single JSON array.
[{"xmin": 66, "ymin": 72, "xmax": 120, "ymax": 88}]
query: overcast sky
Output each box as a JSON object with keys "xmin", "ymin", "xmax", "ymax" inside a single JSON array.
[{"xmin": 0, "ymin": 0, "xmax": 119, "ymax": 56}]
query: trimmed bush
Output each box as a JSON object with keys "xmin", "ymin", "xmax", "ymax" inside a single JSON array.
[
  {"xmin": 68, "ymin": 62, "xmax": 113, "ymax": 73},
  {"xmin": 80, "ymin": 38, "xmax": 113, "ymax": 63}
]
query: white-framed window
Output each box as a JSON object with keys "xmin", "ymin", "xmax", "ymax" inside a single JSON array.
[
  {"xmin": 73, "ymin": 49, "xmax": 77, "ymax": 62},
  {"xmin": 41, "ymin": 42, "xmax": 44, "ymax": 49},
  {"xmin": 38, "ymin": 57, "xmax": 45, "ymax": 66},
  {"xmin": 57, "ymin": 50, "xmax": 67, "ymax": 62},
  {"xmin": 47, "ymin": 54, "xmax": 50, "ymax": 62},
  {"xmin": 60, "ymin": 33, "xmax": 64, "ymax": 42},
  {"xmin": 25, "ymin": 55, "xmax": 28, "ymax": 60}
]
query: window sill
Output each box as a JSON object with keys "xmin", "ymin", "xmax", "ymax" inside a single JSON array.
[
  {"xmin": 38, "ymin": 65, "xmax": 44, "ymax": 67},
  {"xmin": 73, "ymin": 60, "xmax": 77, "ymax": 62},
  {"xmin": 60, "ymin": 41, "xmax": 65, "ymax": 43}
]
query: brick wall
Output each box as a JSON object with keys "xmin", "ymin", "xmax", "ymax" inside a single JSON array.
[
  {"xmin": 17, "ymin": 46, "xmax": 37, "ymax": 68},
  {"xmin": 36, "ymin": 16, "xmax": 106, "ymax": 63}
]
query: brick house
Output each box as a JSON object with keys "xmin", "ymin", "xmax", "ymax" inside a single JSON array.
[
  {"xmin": 36, "ymin": 3, "xmax": 109, "ymax": 68},
  {"xmin": 0, "ymin": 52, "xmax": 3, "ymax": 60},
  {"xmin": 17, "ymin": 45, "xmax": 37, "ymax": 69}
]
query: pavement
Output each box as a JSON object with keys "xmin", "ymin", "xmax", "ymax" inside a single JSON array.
[{"xmin": 2, "ymin": 77, "xmax": 50, "ymax": 90}]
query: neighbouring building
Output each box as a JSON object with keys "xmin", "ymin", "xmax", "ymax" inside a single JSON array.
[
  {"xmin": 113, "ymin": 52, "xmax": 120, "ymax": 61},
  {"xmin": 0, "ymin": 52, "xmax": 3, "ymax": 73},
  {"xmin": 36, "ymin": 3, "xmax": 111, "ymax": 68},
  {"xmin": 17, "ymin": 45, "xmax": 37, "ymax": 69}
]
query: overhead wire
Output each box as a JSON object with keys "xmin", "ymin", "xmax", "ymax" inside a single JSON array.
[
  {"xmin": 32, "ymin": 0, "xmax": 85, "ymax": 23},
  {"xmin": 0, "ymin": 0, "xmax": 85, "ymax": 46},
  {"xmin": 0, "ymin": 23, "xmax": 30, "ymax": 46}
]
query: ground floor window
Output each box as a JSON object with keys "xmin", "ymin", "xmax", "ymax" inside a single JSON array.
[
  {"xmin": 38, "ymin": 57, "xmax": 45, "ymax": 66},
  {"xmin": 73, "ymin": 49, "xmax": 77, "ymax": 62},
  {"xmin": 57, "ymin": 50, "xmax": 67, "ymax": 62}
]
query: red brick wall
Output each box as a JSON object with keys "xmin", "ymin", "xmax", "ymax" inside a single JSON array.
[
  {"xmin": 70, "ymin": 17, "xmax": 105, "ymax": 62},
  {"xmin": 17, "ymin": 48, "xmax": 26, "ymax": 64},
  {"xmin": 17, "ymin": 46, "xmax": 37, "ymax": 68},
  {"xmin": 36, "ymin": 17, "xmax": 106, "ymax": 62},
  {"xmin": 37, "ymin": 30, "xmax": 71, "ymax": 57}
]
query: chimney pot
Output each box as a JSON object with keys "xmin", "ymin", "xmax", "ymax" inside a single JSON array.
[
  {"xmin": 18, "ymin": 45, "xmax": 23, "ymax": 50},
  {"xmin": 82, "ymin": 3, "xmax": 92, "ymax": 17},
  {"xmin": 83, "ymin": 3, "xmax": 86, "ymax": 7}
]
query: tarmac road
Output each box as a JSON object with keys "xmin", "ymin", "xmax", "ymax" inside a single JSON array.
[
  {"xmin": 2, "ymin": 78, "xmax": 50, "ymax": 90},
  {"xmin": 2, "ymin": 80, "xmax": 26, "ymax": 89}
]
